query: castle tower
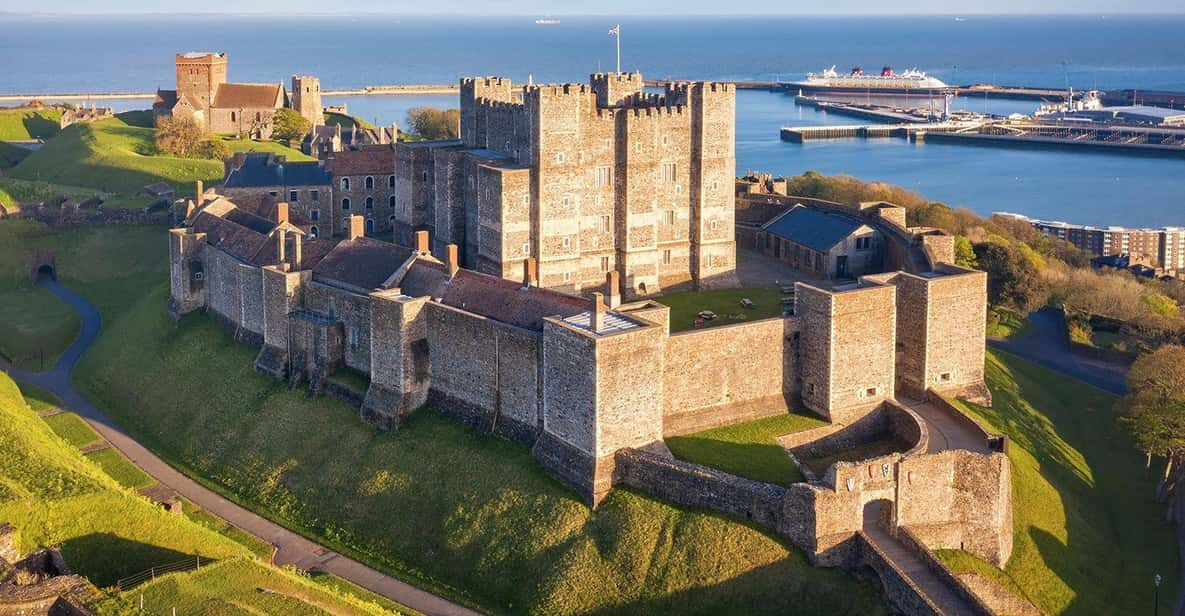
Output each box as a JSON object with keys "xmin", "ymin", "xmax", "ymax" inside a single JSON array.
[
  {"xmin": 688, "ymin": 82, "xmax": 738, "ymax": 289},
  {"xmin": 175, "ymin": 52, "xmax": 227, "ymax": 111},
  {"xmin": 589, "ymin": 72, "xmax": 645, "ymax": 108},
  {"xmin": 291, "ymin": 75, "xmax": 324, "ymax": 126},
  {"xmin": 460, "ymin": 77, "xmax": 514, "ymax": 148}
]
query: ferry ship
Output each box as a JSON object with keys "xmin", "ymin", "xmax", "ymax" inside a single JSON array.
[
  {"xmin": 534, "ymin": 18, "xmax": 561, "ymax": 25},
  {"xmin": 790, "ymin": 66, "xmax": 951, "ymax": 96}
]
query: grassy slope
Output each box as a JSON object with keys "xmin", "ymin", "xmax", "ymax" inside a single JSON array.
[
  {"xmin": 16, "ymin": 381, "xmax": 60, "ymax": 414},
  {"xmin": 0, "ymin": 141, "xmax": 31, "ymax": 168},
  {"xmin": 656, "ymin": 286, "xmax": 784, "ymax": 333},
  {"xmin": 8, "ymin": 117, "xmax": 311, "ymax": 194},
  {"xmin": 44, "ymin": 412, "xmax": 102, "ymax": 448},
  {"xmin": 0, "ymin": 372, "xmax": 246, "ymax": 587},
  {"xmin": 75, "ymin": 282, "xmax": 886, "ymax": 616},
  {"xmin": 948, "ymin": 350, "xmax": 1180, "ymax": 615},
  {"xmin": 84, "ymin": 448, "xmax": 155, "ymax": 490},
  {"xmin": 666, "ymin": 414, "xmax": 825, "ymax": 486},
  {"xmin": 325, "ymin": 111, "xmax": 375, "ymax": 129},
  {"xmin": 0, "ymin": 285, "xmax": 80, "ymax": 369},
  {"xmin": 0, "ymin": 108, "xmax": 62, "ymax": 140}
]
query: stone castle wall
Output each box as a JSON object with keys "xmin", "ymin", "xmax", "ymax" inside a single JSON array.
[{"xmin": 303, "ymin": 281, "xmax": 373, "ymax": 374}]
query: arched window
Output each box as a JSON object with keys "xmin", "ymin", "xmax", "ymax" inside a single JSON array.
[
  {"xmin": 365, "ymin": 219, "xmax": 374, "ymax": 234},
  {"xmin": 341, "ymin": 177, "xmax": 350, "ymax": 191},
  {"xmin": 388, "ymin": 175, "xmax": 395, "ymax": 188},
  {"xmin": 389, "ymin": 215, "xmax": 395, "ymax": 224},
  {"xmin": 230, "ymin": 111, "xmax": 236, "ymax": 122},
  {"xmin": 341, "ymin": 198, "xmax": 350, "ymax": 210},
  {"xmin": 309, "ymin": 225, "xmax": 318, "ymax": 238},
  {"xmin": 365, "ymin": 197, "xmax": 374, "ymax": 210},
  {"xmin": 388, "ymin": 195, "xmax": 396, "ymax": 208},
  {"xmin": 365, "ymin": 176, "xmax": 374, "ymax": 190}
]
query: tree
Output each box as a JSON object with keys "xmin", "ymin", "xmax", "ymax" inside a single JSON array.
[
  {"xmin": 954, "ymin": 235, "xmax": 977, "ymax": 269},
  {"xmin": 405, "ymin": 107, "xmax": 460, "ymax": 140},
  {"xmin": 1119, "ymin": 345, "xmax": 1185, "ymax": 516},
  {"xmin": 154, "ymin": 115, "xmax": 204, "ymax": 158},
  {"xmin": 197, "ymin": 138, "xmax": 232, "ymax": 161},
  {"xmin": 973, "ymin": 241, "xmax": 1047, "ymax": 313},
  {"xmin": 272, "ymin": 108, "xmax": 312, "ymax": 143}
]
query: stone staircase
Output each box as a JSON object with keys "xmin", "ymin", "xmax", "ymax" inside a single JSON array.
[{"xmin": 863, "ymin": 525, "xmax": 978, "ymax": 615}]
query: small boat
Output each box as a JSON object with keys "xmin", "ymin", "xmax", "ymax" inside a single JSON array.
[{"xmin": 535, "ymin": 18, "xmax": 560, "ymax": 25}]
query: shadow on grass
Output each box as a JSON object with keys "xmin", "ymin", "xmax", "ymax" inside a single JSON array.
[
  {"xmin": 59, "ymin": 533, "xmax": 197, "ymax": 588},
  {"xmin": 22, "ymin": 113, "xmax": 60, "ymax": 140}
]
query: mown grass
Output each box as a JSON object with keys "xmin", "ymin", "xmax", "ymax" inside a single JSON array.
[
  {"xmin": 945, "ymin": 350, "xmax": 1180, "ymax": 615},
  {"xmin": 986, "ymin": 306, "xmax": 1030, "ymax": 339},
  {"xmin": 8, "ymin": 116, "xmax": 310, "ymax": 195},
  {"xmin": 0, "ymin": 141, "xmax": 31, "ymax": 168},
  {"xmin": 102, "ymin": 558, "xmax": 404, "ymax": 616},
  {"xmin": 44, "ymin": 412, "xmax": 102, "ymax": 448},
  {"xmin": 312, "ymin": 573, "xmax": 424, "ymax": 616},
  {"xmin": 85, "ymin": 448, "xmax": 156, "ymax": 490},
  {"xmin": 0, "ymin": 285, "xmax": 80, "ymax": 369},
  {"xmin": 0, "ymin": 176, "xmax": 96, "ymax": 207},
  {"xmin": 75, "ymin": 281, "xmax": 886, "ymax": 615},
  {"xmin": 179, "ymin": 498, "xmax": 274, "ymax": 560},
  {"xmin": 325, "ymin": 111, "xmax": 375, "ymax": 129},
  {"xmin": 16, "ymin": 381, "xmax": 60, "ymax": 414},
  {"xmin": 0, "ymin": 108, "xmax": 62, "ymax": 140},
  {"xmin": 666, "ymin": 413, "xmax": 825, "ymax": 487},
  {"xmin": 657, "ymin": 286, "xmax": 785, "ymax": 332}
]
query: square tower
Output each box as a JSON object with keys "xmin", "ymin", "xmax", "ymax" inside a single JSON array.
[
  {"xmin": 589, "ymin": 71, "xmax": 645, "ymax": 107},
  {"xmin": 175, "ymin": 52, "xmax": 227, "ymax": 111},
  {"xmin": 291, "ymin": 75, "xmax": 324, "ymax": 126}
]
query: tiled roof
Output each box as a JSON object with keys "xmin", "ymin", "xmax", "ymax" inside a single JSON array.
[
  {"xmin": 762, "ymin": 206, "xmax": 865, "ymax": 253},
  {"xmin": 190, "ymin": 212, "xmax": 269, "ymax": 264},
  {"xmin": 324, "ymin": 146, "xmax": 395, "ymax": 177},
  {"xmin": 223, "ymin": 153, "xmax": 331, "ymax": 189},
  {"xmin": 439, "ymin": 270, "xmax": 587, "ymax": 330},
  {"xmin": 212, "ymin": 83, "xmax": 283, "ymax": 109},
  {"xmin": 312, "ymin": 237, "xmax": 415, "ymax": 291},
  {"xmin": 396, "ymin": 259, "xmax": 449, "ymax": 298}
]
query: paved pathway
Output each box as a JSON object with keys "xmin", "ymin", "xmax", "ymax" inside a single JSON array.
[
  {"xmin": 3, "ymin": 281, "xmax": 481, "ymax": 616},
  {"xmin": 988, "ymin": 307, "xmax": 1127, "ymax": 396},
  {"xmin": 904, "ymin": 399, "xmax": 991, "ymax": 455},
  {"xmin": 863, "ymin": 523, "xmax": 975, "ymax": 615}
]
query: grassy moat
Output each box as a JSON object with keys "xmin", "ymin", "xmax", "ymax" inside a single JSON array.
[{"xmin": 2, "ymin": 221, "xmax": 1180, "ymax": 615}]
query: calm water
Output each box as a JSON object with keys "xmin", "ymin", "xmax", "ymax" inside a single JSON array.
[{"xmin": 2, "ymin": 15, "xmax": 1183, "ymax": 226}]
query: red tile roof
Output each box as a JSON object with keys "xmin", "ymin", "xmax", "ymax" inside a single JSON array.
[
  {"xmin": 212, "ymin": 83, "xmax": 283, "ymax": 109},
  {"xmin": 439, "ymin": 270, "xmax": 587, "ymax": 330},
  {"xmin": 324, "ymin": 145, "xmax": 395, "ymax": 177}
]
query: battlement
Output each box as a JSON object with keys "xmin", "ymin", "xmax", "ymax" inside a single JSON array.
[
  {"xmin": 524, "ymin": 83, "xmax": 594, "ymax": 97},
  {"xmin": 461, "ymin": 76, "xmax": 512, "ymax": 89},
  {"xmin": 176, "ymin": 52, "xmax": 226, "ymax": 63},
  {"xmin": 625, "ymin": 104, "xmax": 688, "ymax": 118}
]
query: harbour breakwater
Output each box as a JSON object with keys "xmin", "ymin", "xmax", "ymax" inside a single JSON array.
[{"xmin": 0, "ymin": 84, "xmax": 459, "ymax": 103}]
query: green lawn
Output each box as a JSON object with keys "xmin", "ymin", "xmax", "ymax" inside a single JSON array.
[
  {"xmin": 17, "ymin": 381, "xmax": 60, "ymax": 414},
  {"xmin": 85, "ymin": 448, "xmax": 156, "ymax": 490},
  {"xmin": 8, "ymin": 116, "xmax": 310, "ymax": 195},
  {"xmin": 0, "ymin": 177, "xmax": 97, "ymax": 208},
  {"xmin": 0, "ymin": 108, "xmax": 62, "ymax": 140},
  {"xmin": 946, "ymin": 350, "xmax": 1180, "ymax": 615},
  {"xmin": 666, "ymin": 414, "xmax": 825, "ymax": 487},
  {"xmin": 0, "ymin": 141, "xmax": 32, "ymax": 168},
  {"xmin": 106, "ymin": 558, "xmax": 403, "ymax": 616},
  {"xmin": 312, "ymin": 573, "xmax": 424, "ymax": 616},
  {"xmin": 0, "ymin": 286, "xmax": 80, "ymax": 370},
  {"xmin": 74, "ymin": 281, "xmax": 886, "ymax": 615},
  {"xmin": 44, "ymin": 412, "xmax": 102, "ymax": 448},
  {"xmin": 656, "ymin": 286, "xmax": 785, "ymax": 333},
  {"xmin": 986, "ymin": 306, "xmax": 1030, "ymax": 339},
  {"xmin": 325, "ymin": 111, "xmax": 375, "ymax": 130},
  {"xmin": 179, "ymin": 498, "xmax": 274, "ymax": 560}
]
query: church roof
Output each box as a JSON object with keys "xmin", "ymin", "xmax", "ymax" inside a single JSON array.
[
  {"xmin": 439, "ymin": 270, "xmax": 587, "ymax": 331},
  {"xmin": 212, "ymin": 82, "xmax": 284, "ymax": 109}
]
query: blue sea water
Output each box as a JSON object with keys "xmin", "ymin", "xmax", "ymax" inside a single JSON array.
[{"xmin": 1, "ymin": 14, "xmax": 1183, "ymax": 226}]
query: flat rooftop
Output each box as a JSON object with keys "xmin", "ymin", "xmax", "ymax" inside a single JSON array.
[{"xmin": 563, "ymin": 311, "xmax": 642, "ymax": 335}]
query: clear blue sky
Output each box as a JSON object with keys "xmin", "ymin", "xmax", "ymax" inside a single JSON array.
[{"xmin": 9, "ymin": 0, "xmax": 1184, "ymax": 15}]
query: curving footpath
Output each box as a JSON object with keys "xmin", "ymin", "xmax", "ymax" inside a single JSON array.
[{"xmin": 2, "ymin": 281, "xmax": 481, "ymax": 616}]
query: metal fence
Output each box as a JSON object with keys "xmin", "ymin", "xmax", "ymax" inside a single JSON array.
[{"xmin": 116, "ymin": 555, "xmax": 210, "ymax": 591}]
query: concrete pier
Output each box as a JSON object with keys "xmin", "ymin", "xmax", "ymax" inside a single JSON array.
[{"xmin": 780, "ymin": 123, "xmax": 973, "ymax": 143}]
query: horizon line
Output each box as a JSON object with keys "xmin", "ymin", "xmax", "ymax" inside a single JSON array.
[{"xmin": 4, "ymin": 11, "xmax": 1185, "ymax": 17}]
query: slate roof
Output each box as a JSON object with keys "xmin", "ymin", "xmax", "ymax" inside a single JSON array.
[
  {"xmin": 223, "ymin": 153, "xmax": 331, "ymax": 189},
  {"xmin": 312, "ymin": 237, "xmax": 415, "ymax": 291},
  {"xmin": 439, "ymin": 270, "xmax": 587, "ymax": 331},
  {"xmin": 190, "ymin": 212, "xmax": 270, "ymax": 264},
  {"xmin": 153, "ymin": 89, "xmax": 177, "ymax": 109},
  {"xmin": 212, "ymin": 83, "xmax": 284, "ymax": 109},
  {"xmin": 397, "ymin": 259, "xmax": 450, "ymax": 298},
  {"xmin": 762, "ymin": 206, "xmax": 865, "ymax": 253},
  {"xmin": 324, "ymin": 146, "xmax": 395, "ymax": 177}
]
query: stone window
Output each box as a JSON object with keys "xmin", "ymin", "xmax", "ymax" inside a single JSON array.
[
  {"xmin": 341, "ymin": 198, "xmax": 350, "ymax": 210},
  {"xmin": 709, "ymin": 220, "xmax": 718, "ymax": 231},
  {"xmin": 662, "ymin": 134, "xmax": 670, "ymax": 146},
  {"xmin": 663, "ymin": 249, "xmax": 672, "ymax": 265},
  {"xmin": 661, "ymin": 162, "xmax": 676, "ymax": 183},
  {"xmin": 521, "ymin": 195, "xmax": 529, "ymax": 206},
  {"xmin": 310, "ymin": 225, "xmax": 318, "ymax": 238},
  {"xmin": 231, "ymin": 111, "xmax": 236, "ymax": 122},
  {"xmin": 594, "ymin": 166, "xmax": 611, "ymax": 187},
  {"xmin": 562, "ymin": 236, "xmax": 571, "ymax": 249},
  {"xmin": 865, "ymin": 387, "xmax": 878, "ymax": 397},
  {"xmin": 388, "ymin": 175, "xmax": 395, "ymax": 188},
  {"xmin": 422, "ymin": 171, "xmax": 428, "ymax": 182},
  {"xmin": 366, "ymin": 218, "xmax": 374, "ymax": 234},
  {"xmin": 268, "ymin": 191, "xmax": 278, "ymax": 197},
  {"xmin": 342, "ymin": 219, "xmax": 350, "ymax": 230},
  {"xmin": 940, "ymin": 372, "xmax": 953, "ymax": 382},
  {"xmin": 365, "ymin": 176, "xmax": 374, "ymax": 190},
  {"xmin": 600, "ymin": 256, "xmax": 610, "ymax": 272},
  {"xmin": 341, "ymin": 177, "xmax": 350, "ymax": 191},
  {"xmin": 366, "ymin": 197, "xmax": 374, "ymax": 210},
  {"xmin": 289, "ymin": 190, "xmax": 298, "ymax": 202},
  {"xmin": 856, "ymin": 236, "xmax": 872, "ymax": 250},
  {"xmin": 522, "ymin": 242, "xmax": 530, "ymax": 255},
  {"xmin": 562, "ymin": 272, "xmax": 571, "ymax": 283},
  {"xmin": 389, "ymin": 195, "xmax": 396, "ymax": 208},
  {"xmin": 311, "ymin": 190, "xmax": 319, "ymax": 202},
  {"xmin": 562, "ymin": 195, "xmax": 572, "ymax": 208},
  {"xmin": 600, "ymin": 215, "xmax": 611, "ymax": 233},
  {"xmin": 389, "ymin": 215, "xmax": 396, "ymax": 225},
  {"xmin": 555, "ymin": 152, "xmax": 565, "ymax": 164},
  {"xmin": 807, "ymin": 383, "xmax": 816, "ymax": 396},
  {"xmin": 311, "ymin": 209, "xmax": 320, "ymax": 221}
]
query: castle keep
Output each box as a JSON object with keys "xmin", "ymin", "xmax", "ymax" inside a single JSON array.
[{"xmin": 394, "ymin": 72, "xmax": 738, "ymax": 297}]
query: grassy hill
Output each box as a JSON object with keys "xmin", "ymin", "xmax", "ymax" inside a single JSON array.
[
  {"xmin": 948, "ymin": 351, "xmax": 1180, "ymax": 615},
  {"xmin": 74, "ymin": 280, "xmax": 886, "ymax": 615},
  {"xmin": 0, "ymin": 107, "xmax": 62, "ymax": 140},
  {"xmin": 0, "ymin": 141, "xmax": 31, "ymax": 168},
  {"xmin": 8, "ymin": 116, "xmax": 312, "ymax": 195}
]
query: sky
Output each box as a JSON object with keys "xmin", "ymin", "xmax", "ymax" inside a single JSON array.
[{"xmin": 4, "ymin": 0, "xmax": 1183, "ymax": 15}]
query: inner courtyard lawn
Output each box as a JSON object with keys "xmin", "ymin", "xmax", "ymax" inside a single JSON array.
[
  {"xmin": 948, "ymin": 350, "xmax": 1180, "ymax": 615},
  {"xmin": 656, "ymin": 286, "xmax": 785, "ymax": 332},
  {"xmin": 74, "ymin": 281, "xmax": 887, "ymax": 616},
  {"xmin": 665, "ymin": 413, "xmax": 825, "ymax": 486}
]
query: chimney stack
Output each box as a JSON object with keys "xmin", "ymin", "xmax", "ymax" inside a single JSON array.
[
  {"xmin": 522, "ymin": 258, "xmax": 537, "ymax": 288},
  {"xmin": 446, "ymin": 244, "xmax": 460, "ymax": 277},
  {"xmin": 591, "ymin": 292, "xmax": 607, "ymax": 333},
  {"xmin": 415, "ymin": 229, "xmax": 430, "ymax": 254},
  {"xmin": 276, "ymin": 228, "xmax": 287, "ymax": 266},
  {"xmin": 348, "ymin": 215, "xmax": 364, "ymax": 240},
  {"xmin": 195, "ymin": 180, "xmax": 204, "ymax": 202},
  {"xmin": 292, "ymin": 232, "xmax": 303, "ymax": 269},
  {"xmin": 605, "ymin": 271, "xmax": 621, "ymax": 308},
  {"xmin": 275, "ymin": 202, "xmax": 289, "ymax": 225}
]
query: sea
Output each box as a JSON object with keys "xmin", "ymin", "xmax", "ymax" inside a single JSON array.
[{"xmin": 2, "ymin": 14, "xmax": 1184, "ymax": 227}]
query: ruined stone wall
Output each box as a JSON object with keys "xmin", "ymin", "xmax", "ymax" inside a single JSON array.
[
  {"xmin": 537, "ymin": 318, "xmax": 599, "ymax": 495},
  {"xmin": 302, "ymin": 281, "xmax": 373, "ymax": 374},
  {"xmin": 854, "ymin": 533, "xmax": 944, "ymax": 616},
  {"xmin": 661, "ymin": 317, "xmax": 798, "ymax": 436}
]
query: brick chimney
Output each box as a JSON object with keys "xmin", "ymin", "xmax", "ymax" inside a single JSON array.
[
  {"xmin": 276, "ymin": 228, "xmax": 287, "ymax": 266},
  {"xmin": 591, "ymin": 292, "xmax": 607, "ymax": 333},
  {"xmin": 446, "ymin": 244, "xmax": 460, "ymax": 277},
  {"xmin": 348, "ymin": 215, "xmax": 364, "ymax": 240},
  {"xmin": 605, "ymin": 271, "xmax": 621, "ymax": 308},
  {"xmin": 275, "ymin": 202, "xmax": 289, "ymax": 225},
  {"xmin": 292, "ymin": 232, "xmax": 302, "ymax": 269},
  {"xmin": 522, "ymin": 258, "xmax": 537, "ymax": 289},
  {"xmin": 415, "ymin": 229, "xmax": 430, "ymax": 254}
]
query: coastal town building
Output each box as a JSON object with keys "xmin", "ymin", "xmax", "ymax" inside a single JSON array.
[
  {"xmin": 755, "ymin": 205, "xmax": 883, "ymax": 280},
  {"xmin": 1000, "ymin": 212, "xmax": 1184, "ymax": 277},
  {"xmin": 153, "ymin": 53, "xmax": 321, "ymax": 139},
  {"xmin": 393, "ymin": 72, "xmax": 738, "ymax": 298},
  {"xmin": 302, "ymin": 123, "xmax": 399, "ymax": 158}
]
